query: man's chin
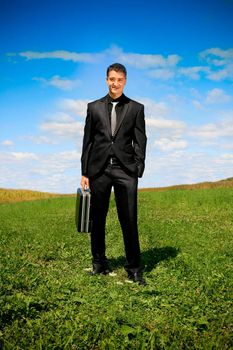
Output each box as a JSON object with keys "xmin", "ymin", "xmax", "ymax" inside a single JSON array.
[{"xmin": 110, "ymin": 90, "xmax": 122, "ymax": 98}]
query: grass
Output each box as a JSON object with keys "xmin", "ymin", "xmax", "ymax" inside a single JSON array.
[{"xmin": 0, "ymin": 187, "xmax": 232, "ymax": 349}]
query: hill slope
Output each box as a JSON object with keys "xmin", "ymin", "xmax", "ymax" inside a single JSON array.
[
  {"xmin": 141, "ymin": 177, "xmax": 233, "ymax": 192},
  {"xmin": 1, "ymin": 177, "xmax": 232, "ymax": 203}
]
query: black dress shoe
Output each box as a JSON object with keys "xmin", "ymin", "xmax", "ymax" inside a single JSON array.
[
  {"xmin": 128, "ymin": 272, "xmax": 147, "ymax": 286},
  {"xmin": 89, "ymin": 265, "xmax": 110, "ymax": 276},
  {"xmin": 90, "ymin": 269, "xmax": 109, "ymax": 276}
]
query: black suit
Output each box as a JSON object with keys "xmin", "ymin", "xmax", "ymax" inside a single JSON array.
[{"xmin": 81, "ymin": 93, "xmax": 147, "ymax": 272}]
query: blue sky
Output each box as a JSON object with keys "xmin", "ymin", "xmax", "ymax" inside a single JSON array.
[{"xmin": 0, "ymin": 0, "xmax": 233, "ymax": 193}]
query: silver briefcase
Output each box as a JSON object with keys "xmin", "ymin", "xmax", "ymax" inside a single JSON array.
[{"xmin": 75, "ymin": 188, "xmax": 92, "ymax": 233}]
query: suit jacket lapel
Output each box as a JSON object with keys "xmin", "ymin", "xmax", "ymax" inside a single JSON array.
[{"xmin": 100, "ymin": 96, "xmax": 111, "ymax": 136}]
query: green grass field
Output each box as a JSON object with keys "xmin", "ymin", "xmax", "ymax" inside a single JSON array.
[{"xmin": 0, "ymin": 188, "xmax": 232, "ymax": 349}]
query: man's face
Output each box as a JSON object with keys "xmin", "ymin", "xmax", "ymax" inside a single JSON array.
[{"xmin": 106, "ymin": 70, "xmax": 126, "ymax": 98}]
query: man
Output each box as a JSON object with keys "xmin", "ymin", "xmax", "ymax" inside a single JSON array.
[{"xmin": 81, "ymin": 63, "xmax": 147, "ymax": 285}]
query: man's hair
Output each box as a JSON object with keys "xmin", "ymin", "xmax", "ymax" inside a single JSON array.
[{"xmin": 107, "ymin": 63, "xmax": 127, "ymax": 77}]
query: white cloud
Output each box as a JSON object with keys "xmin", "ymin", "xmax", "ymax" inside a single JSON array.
[
  {"xmin": 146, "ymin": 118, "xmax": 186, "ymax": 130},
  {"xmin": 205, "ymin": 88, "xmax": 231, "ymax": 104},
  {"xmin": 11, "ymin": 152, "xmax": 38, "ymax": 161},
  {"xmin": 220, "ymin": 153, "xmax": 233, "ymax": 160},
  {"xmin": 118, "ymin": 52, "xmax": 181, "ymax": 69},
  {"xmin": 33, "ymin": 75, "xmax": 81, "ymax": 90},
  {"xmin": 222, "ymin": 142, "xmax": 233, "ymax": 150},
  {"xmin": 178, "ymin": 66, "xmax": 209, "ymax": 80},
  {"xmin": 139, "ymin": 98, "xmax": 170, "ymax": 119},
  {"xmin": 190, "ymin": 118, "xmax": 233, "ymax": 139},
  {"xmin": 191, "ymin": 88, "xmax": 231, "ymax": 110},
  {"xmin": 40, "ymin": 120, "xmax": 84, "ymax": 138},
  {"xmin": 141, "ymin": 150, "xmax": 233, "ymax": 189},
  {"xmin": 58, "ymin": 150, "xmax": 80, "ymax": 160},
  {"xmin": 154, "ymin": 137, "xmax": 187, "ymax": 151},
  {"xmin": 24, "ymin": 102, "xmax": 88, "ymax": 145},
  {"xmin": 118, "ymin": 46, "xmax": 233, "ymax": 81},
  {"xmin": 0, "ymin": 150, "xmax": 81, "ymax": 193},
  {"xmin": 18, "ymin": 47, "xmax": 182, "ymax": 69},
  {"xmin": 24, "ymin": 135, "xmax": 57, "ymax": 145},
  {"xmin": 207, "ymin": 69, "xmax": 231, "ymax": 81},
  {"xmin": 1, "ymin": 140, "xmax": 14, "ymax": 147},
  {"xmin": 58, "ymin": 99, "xmax": 88, "ymax": 118},
  {"xmin": 17, "ymin": 46, "xmax": 182, "ymax": 75},
  {"xmin": 40, "ymin": 112, "xmax": 84, "ymax": 138},
  {"xmin": 16, "ymin": 46, "xmax": 233, "ymax": 82},
  {"xmin": 48, "ymin": 112, "xmax": 74, "ymax": 123},
  {"xmin": 138, "ymin": 98, "xmax": 187, "ymax": 139},
  {"xmin": 19, "ymin": 50, "xmax": 102, "ymax": 62},
  {"xmin": 192, "ymin": 100, "xmax": 205, "ymax": 110},
  {"xmin": 200, "ymin": 47, "xmax": 233, "ymax": 81},
  {"xmin": 2, "ymin": 145, "xmax": 232, "ymax": 193},
  {"xmin": 148, "ymin": 68, "xmax": 175, "ymax": 80},
  {"xmin": 200, "ymin": 47, "xmax": 233, "ymax": 65}
]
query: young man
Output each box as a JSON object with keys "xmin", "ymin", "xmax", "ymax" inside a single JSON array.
[{"xmin": 81, "ymin": 63, "xmax": 147, "ymax": 285}]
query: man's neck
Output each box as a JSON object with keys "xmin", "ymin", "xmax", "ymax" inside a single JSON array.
[{"xmin": 109, "ymin": 92, "xmax": 123, "ymax": 100}]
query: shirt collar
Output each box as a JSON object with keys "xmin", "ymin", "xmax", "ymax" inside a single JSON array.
[{"xmin": 108, "ymin": 93, "xmax": 126, "ymax": 104}]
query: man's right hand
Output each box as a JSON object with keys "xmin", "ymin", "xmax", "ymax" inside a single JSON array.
[{"xmin": 81, "ymin": 176, "xmax": 90, "ymax": 190}]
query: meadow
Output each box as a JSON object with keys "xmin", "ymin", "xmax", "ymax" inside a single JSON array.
[{"xmin": 0, "ymin": 185, "xmax": 232, "ymax": 349}]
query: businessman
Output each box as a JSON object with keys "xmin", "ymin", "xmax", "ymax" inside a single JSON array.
[{"xmin": 81, "ymin": 63, "xmax": 147, "ymax": 285}]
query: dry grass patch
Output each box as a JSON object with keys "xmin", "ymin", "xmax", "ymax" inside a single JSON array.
[{"xmin": 0, "ymin": 188, "xmax": 74, "ymax": 204}]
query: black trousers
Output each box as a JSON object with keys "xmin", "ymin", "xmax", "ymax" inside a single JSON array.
[{"xmin": 89, "ymin": 162, "xmax": 141, "ymax": 272}]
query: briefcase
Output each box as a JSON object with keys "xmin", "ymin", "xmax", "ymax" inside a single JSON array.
[{"xmin": 75, "ymin": 188, "xmax": 92, "ymax": 233}]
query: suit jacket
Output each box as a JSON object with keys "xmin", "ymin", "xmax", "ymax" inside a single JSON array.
[{"xmin": 81, "ymin": 94, "xmax": 147, "ymax": 178}]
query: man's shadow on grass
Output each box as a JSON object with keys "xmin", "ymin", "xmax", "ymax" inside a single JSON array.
[{"xmin": 108, "ymin": 246, "xmax": 179, "ymax": 272}]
